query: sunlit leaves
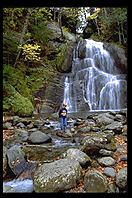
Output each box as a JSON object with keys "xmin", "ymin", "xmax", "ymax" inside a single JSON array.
[{"xmin": 19, "ymin": 43, "xmax": 41, "ymax": 62}]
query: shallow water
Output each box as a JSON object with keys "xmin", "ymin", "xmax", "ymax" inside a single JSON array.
[{"xmin": 3, "ymin": 179, "xmax": 33, "ymax": 193}]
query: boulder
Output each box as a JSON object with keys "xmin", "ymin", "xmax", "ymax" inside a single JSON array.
[
  {"xmin": 77, "ymin": 125, "xmax": 91, "ymax": 133},
  {"xmin": 3, "ymin": 129, "xmax": 29, "ymax": 148},
  {"xmin": 3, "ymin": 122, "xmax": 14, "ymax": 130},
  {"xmin": 104, "ymin": 167, "xmax": 116, "ymax": 177},
  {"xmin": 84, "ymin": 170, "xmax": 108, "ymax": 192},
  {"xmin": 6, "ymin": 145, "xmax": 27, "ymax": 176},
  {"xmin": 99, "ymin": 149, "xmax": 114, "ymax": 157},
  {"xmin": 33, "ymin": 159, "xmax": 82, "ymax": 192},
  {"xmin": 94, "ymin": 113, "xmax": 115, "ymax": 126},
  {"xmin": 15, "ymin": 129, "xmax": 29, "ymax": 142},
  {"xmin": 16, "ymin": 122, "xmax": 25, "ymax": 128},
  {"xmin": 116, "ymin": 167, "xmax": 127, "ymax": 189},
  {"xmin": 61, "ymin": 148, "xmax": 91, "ymax": 168},
  {"xmin": 78, "ymin": 39, "xmax": 87, "ymax": 59},
  {"xmin": 104, "ymin": 121, "xmax": 123, "ymax": 134},
  {"xmin": 3, "ymin": 184, "xmax": 15, "ymax": 193},
  {"xmin": 81, "ymin": 132, "xmax": 116, "ymax": 154},
  {"xmin": 28, "ymin": 131, "xmax": 52, "ymax": 144},
  {"xmin": 98, "ymin": 157, "xmax": 116, "ymax": 167},
  {"xmin": 103, "ymin": 43, "xmax": 127, "ymax": 73}
]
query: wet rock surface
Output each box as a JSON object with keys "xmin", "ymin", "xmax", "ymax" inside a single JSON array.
[
  {"xmin": 33, "ymin": 159, "xmax": 82, "ymax": 192},
  {"xmin": 3, "ymin": 109, "xmax": 127, "ymax": 193}
]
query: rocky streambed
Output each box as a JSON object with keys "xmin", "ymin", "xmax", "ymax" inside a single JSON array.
[{"xmin": 3, "ymin": 109, "xmax": 127, "ymax": 193}]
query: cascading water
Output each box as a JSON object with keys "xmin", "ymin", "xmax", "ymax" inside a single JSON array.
[{"xmin": 63, "ymin": 39, "xmax": 127, "ymax": 112}]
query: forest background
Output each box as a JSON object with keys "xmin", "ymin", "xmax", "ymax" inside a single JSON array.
[{"xmin": 3, "ymin": 7, "xmax": 127, "ymax": 116}]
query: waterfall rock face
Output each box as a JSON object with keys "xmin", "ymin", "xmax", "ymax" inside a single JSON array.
[
  {"xmin": 40, "ymin": 74, "xmax": 65, "ymax": 114},
  {"xmin": 63, "ymin": 39, "xmax": 127, "ymax": 112}
]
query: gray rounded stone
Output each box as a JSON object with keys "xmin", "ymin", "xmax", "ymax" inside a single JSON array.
[
  {"xmin": 98, "ymin": 157, "xmax": 116, "ymax": 166},
  {"xmin": 28, "ymin": 131, "xmax": 51, "ymax": 144},
  {"xmin": 104, "ymin": 167, "xmax": 116, "ymax": 177}
]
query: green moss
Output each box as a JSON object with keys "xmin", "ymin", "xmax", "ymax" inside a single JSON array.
[
  {"xmin": 55, "ymin": 43, "xmax": 67, "ymax": 69},
  {"xmin": 3, "ymin": 83, "xmax": 34, "ymax": 116},
  {"xmin": 105, "ymin": 137, "xmax": 117, "ymax": 151}
]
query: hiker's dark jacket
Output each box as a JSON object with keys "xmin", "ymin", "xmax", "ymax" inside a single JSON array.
[{"xmin": 59, "ymin": 108, "xmax": 67, "ymax": 118}]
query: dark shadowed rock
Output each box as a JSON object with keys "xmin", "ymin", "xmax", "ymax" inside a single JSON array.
[
  {"xmin": 6, "ymin": 145, "xmax": 27, "ymax": 176},
  {"xmin": 103, "ymin": 43, "xmax": 127, "ymax": 73}
]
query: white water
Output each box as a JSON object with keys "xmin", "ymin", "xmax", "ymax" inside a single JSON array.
[
  {"xmin": 3, "ymin": 179, "xmax": 33, "ymax": 193},
  {"xmin": 63, "ymin": 39, "xmax": 127, "ymax": 112}
]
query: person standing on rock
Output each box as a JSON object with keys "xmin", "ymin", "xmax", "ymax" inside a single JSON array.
[{"xmin": 59, "ymin": 103, "xmax": 67, "ymax": 133}]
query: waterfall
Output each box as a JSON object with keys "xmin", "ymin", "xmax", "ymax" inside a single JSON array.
[{"xmin": 63, "ymin": 39, "xmax": 127, "ymax": 112}]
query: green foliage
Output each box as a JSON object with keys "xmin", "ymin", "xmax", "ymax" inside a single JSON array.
[
  {"xmin": 3, "ymin": 8, "xmax": 27, "ymax": 31},
  {"xmin": 96, "ymin": 8, "xmax": 127, "ymax": 46},
  {"xmin": 3, "ymin": 30, "xmax": 18, "ymax": 65},
  {"xmin": 3, "ymin": 64, "xmax": 31, "ymax": 100},
  {"xmin": 55, "ymin": 43, "xmax": 67, "ymax": 69},
  {"xmin": 3, "ymin": 82, "xmax": 34, "ymax": 116},
  {"xmin": 31, "ymin": 22, "xmax": 53, "ymax": 45}
]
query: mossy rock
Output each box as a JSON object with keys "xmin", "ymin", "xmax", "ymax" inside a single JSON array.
[{"xmin": 84, "ymin": 170, "xmax": 108, "ymax": 192}]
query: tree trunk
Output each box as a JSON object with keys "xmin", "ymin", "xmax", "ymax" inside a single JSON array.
[
  {"xmin": 58, "ymin": 7, "xmax": 64, "ymax": 39},
  {"xmin": 95, "ymin": 18, "xmax": 100, "ymax": 36},
  {"xmin": 14, "ymin": 8, "xmax": 31, "ymax": 67},
  {"xmin": 117, "ymin": 21, "xmax": 122, "ymax": 44},
  {"xmin": 121, "ymin": 23, "xmax": 125, "ymax": 44}
]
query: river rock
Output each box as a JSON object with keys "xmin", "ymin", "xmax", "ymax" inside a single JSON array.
[
  {"xmin": 3, "ymin": 129, "xmax": 29, "ymax": 148},
  {"xmin": 119, "ymin": 155, "xmax": 127, "ymax": 161},
  {"xmin": 28, "ymin": 131, "xmax": 52, "ymax": 144},
  {"xmin": 3, "ymin": 146, "xmax": 7, "ymax": 178},
  {"xmin": 15, "ymin": 129, "xmax": 29, "ymax": 142},
  {"xmin": 104, "ymin": 121, "xmax": 123, "ymax": 134},
  {"xmin": 33, "ymin": 159, "xmax": 82, "ymax": 192},
  {"xmin": 3, "ymin": 122, "xmax": 14, "ymax": 129},
  {"xmin": 116, "ymin": 167, "xmax": 127, "ymax": 189},
  {"xmin": 6, "ymin": 145, "xmax": 27, "ymax": 176},
  {"xmin": 16, "ymin": 122, "xmax": 25, "ymax": 128},
  {"xmin": 3, "ymin": 184, "xmax": 15, "ymax": 193},
  {"xmin": 97, "ymin": 157, "xmax": 116, "ymax": 167},
  {"xmin": 104, "ymin": 167, "xmax": 116, "ymax": 177},
  {"xmin": 77, "ymin": 125, "xmax": 91, "ymax": 133},
  {"xmin": 99, "ymin": 149, "xmax": 114, "ymax": 157},
  {"xmin": 94, "ymin": 113, "xmax": 115, "ymax": 126},
  {"xmin": 61, "ymin": 148, "xmax": 91, "ymax": 168},
  {"xmin": 84, "ymin": 170, "xmax": 108, "ymax": 192},
  {"xmin": 81, "ymin": 132, "xmax": 116, "ymax": 154}
]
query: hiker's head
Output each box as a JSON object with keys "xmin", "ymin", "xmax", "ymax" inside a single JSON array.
[{"xmin": 63, "ymin": 103, "xmax": 67, "ymax": 108}]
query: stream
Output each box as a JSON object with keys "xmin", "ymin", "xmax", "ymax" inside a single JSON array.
[{"xmin": 3, "ymin": 115, "xmax": 80, "ymax": 193}]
